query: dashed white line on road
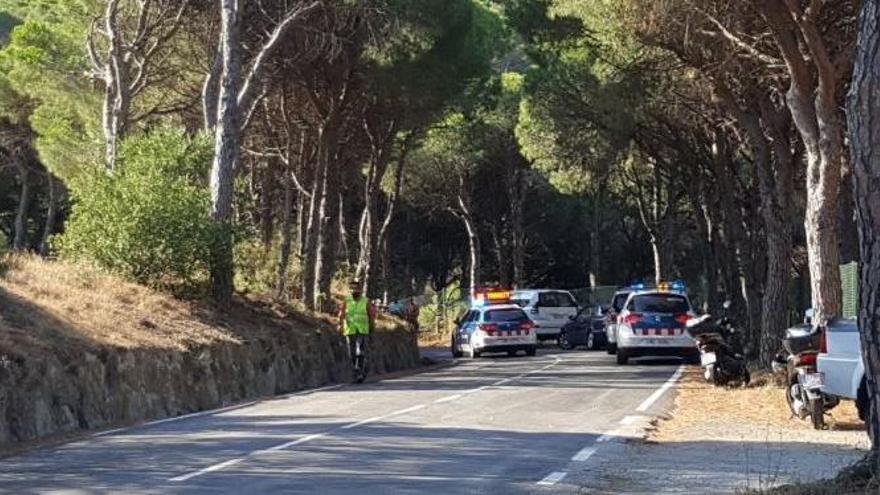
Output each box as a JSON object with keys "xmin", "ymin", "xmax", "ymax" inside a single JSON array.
[
  {"xmin": 260, "ymin": 433, "xmax": 327, "ymax": 453},
  {"xmin": 572, "ymin": 446, "xmax": 597, "ymax": 462},
  {"xmin": 169, "ymin": 359, "xmax": 564, "ymax": 482},
  {"xmin": 537, "ymin": 471, "xmax": 567, "ymax": 486},
  {"xmin": 636, "ymin": 365, "xmax": 683, "ymax": 412},
  {"xmin": 169, "ymin": 458, "xmax": 244, "ymax": 482},
  {"xmin": 596, "ymin": 432, "xmax": 617, "ymax": 443}
]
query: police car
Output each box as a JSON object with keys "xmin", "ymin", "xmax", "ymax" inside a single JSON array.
[
  {"xmin": 612, "ymin": 282, "xmax": 699, "ymax": 365},
  {"xmin": 451, "ymin": 289, "xmax": 538, "ymax": 359}
]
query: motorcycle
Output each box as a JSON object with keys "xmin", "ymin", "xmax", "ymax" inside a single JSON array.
[
  {"xmin": 772, "ymin": 324, "xmax": 837, "ymax": 430},
  {"xmin": 685, "ymin": 301, "xmax": 750, "ymax": 386}
]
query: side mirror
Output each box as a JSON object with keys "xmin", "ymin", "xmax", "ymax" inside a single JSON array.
[{"xmin": 530, "ymin": 307, "xmax": 540, "ymax": 314}]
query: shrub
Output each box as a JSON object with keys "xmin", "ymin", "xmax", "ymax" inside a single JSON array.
[{"xmin": 57, "ymin": 128, "xmax": 218, "ymax": 289}]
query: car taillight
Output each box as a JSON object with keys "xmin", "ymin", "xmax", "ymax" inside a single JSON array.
[
  {"xmin": 675, "ymin": 313, "xmax": 689, "ymax": 325},
  {"xmin": 479, "ymin": 323, "xmax": 498, "ymax": 336},
  {"xmin": 799, "ymin": 353, "xmax": 818, "ymax": 366},
  {"xmin": 819, "ymin": 327, "xmax": 827, "ymax": 353},
  {"xmin": 623, "ymin": 313, "xmax": 643, "ymax": 325}
]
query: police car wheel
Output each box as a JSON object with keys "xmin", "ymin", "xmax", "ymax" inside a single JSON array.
[
  {"xmin": 616, "ymin": 349, "xmax": 629, "ymax": 365},
  {"xmin": 466, "ymin": 346, "xmax": 480, "ymax": 359},
  {"xmin": 451, "ymin": 338, "xmax": 463, "ymax": 358},
  {"xmin": 526, "ymin": 347, "xmax": 537, "ymax": 357}
]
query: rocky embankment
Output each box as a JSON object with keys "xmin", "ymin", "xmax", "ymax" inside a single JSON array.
[
  {"xmin": 0, "ymin": 255, "xmax": 420, "ymax": 448},
  {"xmin": 0, "ymin": 328, "xmax": 419, "ymax": 447}
]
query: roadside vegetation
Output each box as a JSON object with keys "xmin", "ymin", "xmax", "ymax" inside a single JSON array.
[{"xmin": 4, "ymin": 0, "xmax": 880, "ymax": 483}]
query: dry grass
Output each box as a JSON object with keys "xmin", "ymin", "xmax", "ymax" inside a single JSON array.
[
  {"xmin": 0, "ymin": 254, "xmax": 357, "ymax": 357},
  {"xmin": 651, "ymin": 367, "xmax": 866, "ymax": 443}
]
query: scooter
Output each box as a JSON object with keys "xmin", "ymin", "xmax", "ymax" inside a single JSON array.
[
  {"xmin": 773, "ymin": 325, "xmax": 837, "ymax": 430},
  {"xmin": 685, "ymin": 301, "xmax": 750, "ymax": 386}
]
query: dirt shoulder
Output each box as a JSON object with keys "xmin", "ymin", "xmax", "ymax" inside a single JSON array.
[{"xmin": 579, "ymin": 366, "xmax": 869, "ymax": 494}]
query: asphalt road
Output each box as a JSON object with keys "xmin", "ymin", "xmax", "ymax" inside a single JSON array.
[{"xmin": 0, "ymin": 348, "xmax": 682, "ymax": 494}]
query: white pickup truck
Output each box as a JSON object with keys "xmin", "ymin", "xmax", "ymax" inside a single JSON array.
[{"xmin": 816, "ymin": 318, "xmax": 868, "ymax": 421}]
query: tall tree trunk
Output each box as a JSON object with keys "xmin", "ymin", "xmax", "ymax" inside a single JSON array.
[
  {"xmin": 458, "ymin": 193, "xmax": 480, "ymax": 298},
  {"xmin": 260, "ymin": 166, "xmax": 274, "ymax": 249},
  {"xmin": 39, "ymin": 173, "xmax": 58, "ymax": 256},
  {"xmin": 650, "ymin": 233, "xmax": 663, "ymax": 285},
  {"xmin": 317, "ymin": 158, "xmax": 341, "ymax": 312},
  {"xmin": 276, "ymin": 168, "xmax": 295, "ymax": 299},
  {"xmin": 762, "ymin": 0, "xmax": 844, "ymax": 325},
  {"xmin": 208, "ymin": 0, "xmax": 241, "ymax": 306},
  {"xmin": 509, "ymin": 169, "xmax": 526, "ymax": 288},
  {"xmin": 13, "ymin": 157, "xmax": 30, "ymax": 251},
  {"xmin": 847, "ymin": 0, "xmax": 880, "ymax": 457}
]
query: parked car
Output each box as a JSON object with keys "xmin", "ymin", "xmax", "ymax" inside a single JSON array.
[
  {"xmin": 604, "ymin": 289, "xmax": 633, "ymax": 354},
  {"xmin": 558, "ymin": 306, "xmax": 607, "ymax": 351},
  {"xmin": 817, "ymin": 318, "xmax": 869, "ymax": 423},
  {"xmin": 613, "ymin": 284, "xmax": 698, "ymax": 365},
  {"xmin": 511, "ymin": 289, "xmax": 579, "ymax": 342},
  {"xmin": 452, "ymin": 289, "xmax": 537, "ymax": 359}
]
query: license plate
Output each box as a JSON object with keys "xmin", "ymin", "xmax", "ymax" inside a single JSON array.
[
  {"xmin": 701, "ymin": 352, "xmax": 717, "ymax": 366},
  {"xmin": 802, "ymin": 372, "xmax": 824, "ymax": 390}
]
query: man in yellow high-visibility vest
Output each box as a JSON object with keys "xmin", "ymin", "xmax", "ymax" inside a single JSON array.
[{"xmin": 338, "ymin": 279, "xmax": 376, "ymax": 383}]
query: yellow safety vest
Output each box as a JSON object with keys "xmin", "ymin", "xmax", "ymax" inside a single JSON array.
[{"xmin": 345, "ymin": 296, "xmax": 370, "ymax": 336}]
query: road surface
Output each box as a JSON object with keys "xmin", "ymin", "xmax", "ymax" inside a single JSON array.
[{"xmin": 0, "ymin": 348, "xmax": 682, "ymax": 494}]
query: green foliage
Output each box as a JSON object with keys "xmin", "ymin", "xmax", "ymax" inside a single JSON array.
[
  {"xmin": 0, "ymin": 9, "xmax": 101, "ymax": 180},
  {"xmin": 57, "ymin": 129, "xmax": 217, "ymax": 288},
  {"xmin": 417, "ymin": 280, "xmax": 468, "ymax": 331}
]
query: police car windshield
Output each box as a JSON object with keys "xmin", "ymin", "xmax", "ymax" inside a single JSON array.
[
  {"xmin": 538, "ymin": 292, "xmax": 576, "ymax": 307},
  {"xmin": 485, "ymin": 309, "xmax": 528, "ymax": 322},
  {"xmin": 632, "ymin": 294, "xmax": 689, "ymax": 313}
]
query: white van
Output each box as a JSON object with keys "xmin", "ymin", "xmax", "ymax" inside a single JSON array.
[{"xmin": 511, "ymin": 289, "xmax": 580, "ymax": 342}]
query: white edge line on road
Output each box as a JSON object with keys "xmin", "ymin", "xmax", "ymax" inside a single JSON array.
[
  {"xmin": 636, "ymin": 365, "xmax": 683, "ymax": 412},
  {"xmin": 168, "ymin": 458, "xmax": 244, "ymax": 482},
  {"xmin": 572, "ymin": 446, "xmax": 597, "ymax": 462},
  {"xmin": 93, "ymin": 384, "xmax": 346, "ymax": 439},
  {"xmin": 537, "ymin": 471, "xmax": 567, "ymax": 486},
  {"xmin": 169, "ymin": 359, "xmax": 562, "ymax": 482}
]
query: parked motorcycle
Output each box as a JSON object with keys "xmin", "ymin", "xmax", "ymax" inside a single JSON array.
[
  {"xmin": 685, "ymin": 301, "xmax": 750, "ymax": 386},
  {"xmin": 772, "ymin": 324, "xmax": 837, "ymax": 430}
]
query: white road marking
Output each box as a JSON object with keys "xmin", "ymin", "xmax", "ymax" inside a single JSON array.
[
  {"xmin": 168, "ymin": 458, "xmax": 244, "ymax": 482},
  {"xmin": 636, "ymin": 365, "xmax": 683, "ymax": 412},
  {"xmin": 91, "ymin": 401, "xmax": 259, "ymax": 438},
  {"xmin": 92, "ymin": 384, "xmax": 346, "ymax": 439},
  {"xmin": 260, "ymin": 433, "xmax": 326, "ymax": 453},
  {"xmin": 596, "ymin": 432, "xmax": 617, "ymax": 443},
  {"xmin": 619, "ymin": 415, "xmax": 641, "ymax": 425},
  {"xmin": 169, "ymin": 358, "xmax": 562, "ymax": 482},
  {"xmin": 537, "ymin": 471, "xmax": 567, "ymax": 486},
  {"xmin": 434, "ymin": 394, "xmax": 463, "ymax": 404},
  {"xmin": 572, "ymin": 446, "xmax": 597, "ymax": 462}
]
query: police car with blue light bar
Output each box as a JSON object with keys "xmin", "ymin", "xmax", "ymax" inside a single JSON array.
[
  {"xmin": 451, "ymin": 289, "xmax": 538, "ymax": 359},
  {"xmin": 610, "ymin": 281, "xmax": 699, "ymax": 365}
]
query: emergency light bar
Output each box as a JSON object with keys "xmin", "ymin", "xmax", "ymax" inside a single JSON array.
[
  {"xmin": 472, "ymin": 288, "xmax": 513, "ymax": 306},
  {"xmin": 628, "ymin": 280, "xmax": 687, "ymax": 293}
]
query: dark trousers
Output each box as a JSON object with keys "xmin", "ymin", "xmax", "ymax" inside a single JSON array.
[{"xmin": 346, "ymin": 334, "xmax": 368, "ymax": 372}]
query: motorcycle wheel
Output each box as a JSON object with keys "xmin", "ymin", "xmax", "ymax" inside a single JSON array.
[
  {"xmin": 810, "ymin": 398, "xmax": 825, "ymax": 430},
  {"xmin": 786, "ymin": 377, "xmax": 806, "ymax": 418}
]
